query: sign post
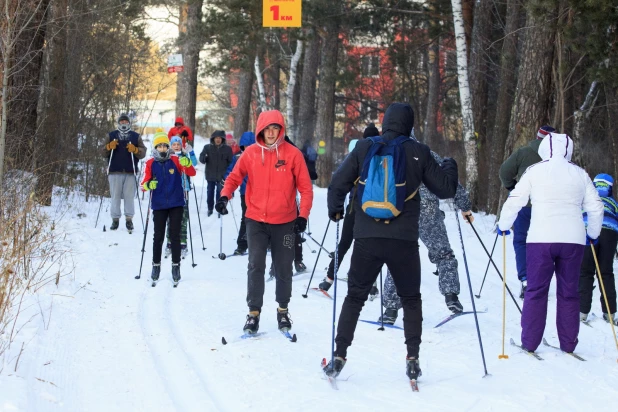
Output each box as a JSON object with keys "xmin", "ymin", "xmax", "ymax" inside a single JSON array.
[
  {"xmin": 263, "ymin": 0, "xmax": 302, "ymax": 28},
  {"xmin": 167, "ymin": 54, "xmax": 184, "ymax": 74}
]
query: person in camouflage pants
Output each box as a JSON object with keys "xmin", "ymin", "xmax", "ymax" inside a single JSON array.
[{"xmin": 381, "ymin": 151, "xmax": 473, "ymax": 323}]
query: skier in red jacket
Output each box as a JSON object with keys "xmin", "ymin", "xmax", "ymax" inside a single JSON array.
[
  {"xmin": 168, "ymin": 117, "xmax": 194, "ymax": 147},
  {"xmin": 216, "ymin": 110, "xmax": 314, "ymax": 335}
]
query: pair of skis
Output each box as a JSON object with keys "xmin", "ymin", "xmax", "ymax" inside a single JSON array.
[
  {"xmin": 510, "ymin": 338, "xmax": 586, "ymax": 361},
  {"xmin": 221, "ymin": 329, "xmax": 297, "ymax": 345},
  {"xmin": 320, "ymin": 359, "xmax": 418, "ymax": 392}
]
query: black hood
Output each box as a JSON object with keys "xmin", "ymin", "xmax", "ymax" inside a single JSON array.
[{"xmin": 381, "ymin": 103, "xmax": 414, "ymax": 140}]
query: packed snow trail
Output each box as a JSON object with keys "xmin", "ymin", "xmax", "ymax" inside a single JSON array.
[{"xmin": 2, "ymin": 136, "xmax": 618, "ymax": 410}]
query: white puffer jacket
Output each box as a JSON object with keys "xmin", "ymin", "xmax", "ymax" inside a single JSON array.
[{"xmin": 498, "ymin": 133, "xmax": 603, "ymax": 245}]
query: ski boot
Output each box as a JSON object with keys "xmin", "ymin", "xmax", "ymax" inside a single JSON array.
[
  {"xmin": 406, "ymin": 357, "xmax": 422, "ymax": 391},
  {"xmin": 277, "ymin": 308, "xmax": 293, "ymax": 331},
  {"xmin": 378, "ymin": 308, "xmax": 398, "ymax": 325},
  {"xmin": 445, "ymin": 293, "xmax": 464, "ymax": 314},
  {"xmin": 180, "ymin": 244, "xmax": 188, "ymax": 259},
  {"xmin": 603, "ymin": 313, "xmax": 618, "ymax": 326},
  {"xmin": 294, "ymin": 261, "xmax": 307, "ymax": 273},
  {"xmin": 125, "ymin": 218, "xmax": 134, "ymax": 233},
  {"xmin": 151, "ymin": 263, "xmax": 161, "ymax": 286},
  {"xmin": 319, "ymin": 277, "xmax": 333, "ymax": 291},
  {"xmin": 323, "ymin": 356, "xmax": 346, "ymax": 378},
  {"xmin": 520, "ymin": 280, "xmax": 527, "ymax": 299},
  {"xmin": 580, "ymin": 312, "xmax": 589, "ymax": 322},
  {"xmin": 110, "ymin": 218, "xmax": 119, "ymax": 230},
  {"xmin": 369, "ymin": 283, "xmax": 379, "ymax": 301},
  {"xmin": 207, "ymin": 209, "xmax": 214, "ymax": 217},
  {"xmin": 172, "ymin": 263, "xmax": 181, "ymax": 287},
  {"xmin": 233, "ymin": 247, "xmax": 247, "ymax": 256},
  {"xmin": 243, "ymin": 312, "xmax": 260, "ymax": 334}
]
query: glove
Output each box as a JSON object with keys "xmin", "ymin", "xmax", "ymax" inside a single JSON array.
[
  {"xmin": 328, "ymin": 209, "xmax": 344, "ymax": 222},
  {"xmin": 179, "ymin": 156, "xmax": 191, "ymax": 167},
  {"xmin": 185, "ymin": 143, "xmax": 194, "ymax": 153},
  {"xmin": 181, "ymin": 130, "xmax": 189, "ymax": 138},
  {"xmin": 495, "ymin": 227, "xmax": 511, "ymax": 236},
  {"xmin": 142, "ymin": 179, "xmax": 157, "ymax": 191},
  {"xmin": 127, "ymin": 142, "xmax": 139, "ymax": 154},
  {"xmin": 586, "ymin": 235, "xmax": 598, "ymax": 246},
  {"xmin": 441, "ymin": 157, "xmax": 457, "ymax": 169},
  {"xmin": 215, "ymin": 196, "xmax": 229, "ymax": 215},
  {"xmin": 294, "ymin": 217, "xmax": 307, "ymax": 234},
  {"xmin": 106, "ymin": 139, "xmax": 118, "ymax": 151}
]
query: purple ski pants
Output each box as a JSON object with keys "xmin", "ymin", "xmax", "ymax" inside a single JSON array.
[{"xmin": 521, "ymin": 243, "xmax": 584, "ymax": 353}]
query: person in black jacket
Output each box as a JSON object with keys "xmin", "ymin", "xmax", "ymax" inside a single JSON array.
[
  {"xmin": 200, "ymin": 130, "xmax": 233, "ymax": 216},
  {"xmin": 323, "ymin": 103, "xmax": 458, "ymax": 384}
]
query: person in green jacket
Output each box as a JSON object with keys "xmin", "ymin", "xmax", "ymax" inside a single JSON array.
[{"xmin": 499, "ymin": 125, "xmax": 556, "ymax": 299}]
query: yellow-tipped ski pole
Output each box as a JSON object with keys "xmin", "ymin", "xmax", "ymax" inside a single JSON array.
[
  {"xmin": 590, "ymin": 244, "xmax": 618, "ymax": 362},
  {"xmin": 499, "ymin": 233, "xmax": 509, "ymax": 359}
]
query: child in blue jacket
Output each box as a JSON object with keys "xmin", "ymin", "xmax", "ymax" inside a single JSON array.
[{"xmin": 141, "ymin": 132, "xmax": 196, "ymax": 284}]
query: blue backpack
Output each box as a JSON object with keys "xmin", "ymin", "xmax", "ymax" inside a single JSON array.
[{"xmin": 357, "ymin": 136, "xmax": 417, "ymax": 222}]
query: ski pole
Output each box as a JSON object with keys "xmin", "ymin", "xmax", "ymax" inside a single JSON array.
[
  {"xmin": 499, "ymin": 231, "xmax": 509, "ymax": 359},
  {"xmin": 303, "ymin": 234, "xmax": 317, "ymax": 254},
  {"xmin": 306, "ymin": 232, "xmax": 333, "ymax": 256},
  {"xmin": 302, "ymin": 220, "xmax": 331, "ymax": 298},
  {"xmin": 456, "ymin": 211, "xmax": 489, "ymax": 374},
  {"xmin": 131, "ymin": 152, "xmax": 145, "ymax": 230},
  {"xmin": 95, "ymin": 195, "xmax": 104, "ymax": 228},
  {"xmin": 378, "ymin": 269, "xmax": 385, "ymax": 331},
  {"xmin": 136, "ymin": 192, "xmax": 153, "ymax": 280},
  {"xmin": 475, "ymin": 234, "xmax": 499, "ymax": 298},
  {"xmin": 590, "ymin": 244, "xmax": 618, "ymax": 362},
  {"xmin": 307, "ymin": 217, "xmax": 312, "ymax": 235},
  {"xmin": 330, "ymin": 220, "xmax": 341, "ymax": 368},
  {"xmin": 185, "ymin": 190, "xmax": 197, "ymax": 268},
  {"xmin": 192, "ymin": 182, "xmax": 206, "ymax": 250},
  {"xmin": 217, "ymin": 212, "xmax": 226, "ymax": 260},
  {"xmin": 466, "ymin": 220, "xmax": 522, "ymax": 314},
  {"xmin": 106, "ymin": 140, "xmax": 116, "ymax": 176}
]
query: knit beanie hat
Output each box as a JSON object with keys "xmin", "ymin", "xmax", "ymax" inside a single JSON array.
[
  {"xmin": 170, "ymin": 136, "xmax": 182, "ymax": 146},
  {"xmin": 537, "ymin": 125, "xmax": 556, "ymax": 139},
  {"xmin": 153, "ymin": 132, "xmax": 170, "ymax": 148},
  {"xmin": 594, "ymin": 173, "xmax": 614, "ymax": 197},
  {"xmin": 363, "ymin": 123, "xmax": 379, "ymax": 139}
]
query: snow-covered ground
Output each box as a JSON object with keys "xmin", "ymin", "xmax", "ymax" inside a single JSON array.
[{"xmin": 2, "ymin": 136, "xmax": 618, "ymax": 410}]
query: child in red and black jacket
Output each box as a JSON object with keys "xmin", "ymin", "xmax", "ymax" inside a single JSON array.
[{"xmin": 141, "ymin": 132, "xmax": 196, "ymax": 284}]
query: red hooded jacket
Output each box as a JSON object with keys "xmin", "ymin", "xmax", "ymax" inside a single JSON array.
[
  {"xmin": 168, "ymin": 117, "xmax": 194, "ymax": 147},
  {"xmin": 221, "ymin": 110, "xmax": 313, "ymax": 224}
]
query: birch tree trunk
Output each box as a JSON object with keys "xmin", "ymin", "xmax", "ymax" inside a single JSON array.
[
  {"xmin": 175, "ymin": 0, "xmax": 204, "ymax": 131},
  {"xmin": 254, "ymin": 55, "xmax": 267, "ymax": 113},
  {"xmin": 451, "ymin": 0, "xmax": 478, "ymax": 207},
  {"xmin": 286, "ymin": 40, "xmax": 303, "ymax": 142}
]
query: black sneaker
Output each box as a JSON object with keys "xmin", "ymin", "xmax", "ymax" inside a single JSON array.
[
  {"xmin": 520, "ymin": 280, "xmax": 527, "ymax": 299},
  {"xmin": 277, "ymin": 308, "xmax": 293, "ymax": 331},
  {"xmin": 323, "ymin": 356, "xmax": 346, "ymax": 378},
  {"xmin": 378, "ymin": 308, "xmax": 398, "ymax": 325},
  {"xmin": 172, "ymin": 263, "xmax": 181, "ymax": 282},
  {"xmin": 151, "ymin": 263, "xmax": 161, "ymax": 281},
  {"xmin": 233, "ymin": 248, "xmax": 247, "ymax": 255},
  {"xmin": 319, "ymin": 277, "xmax": 333, "ymax": 291},
  {"xmin": 243, "ymin": 313, "xmax": 260, "ymax": 334},
  {"xmin": 110, "ymin": 219, "xmax": 119, "ymax": 230},
  {"xmin": 294, "ymin": 261, "xmax": 307, "ymax": 273},
  {"xmin": 207, "ymin": 210, "xmax": 213, "ymax": 217},
  {"xmin": 126, "ymin": 219, "xmax": 134, "ymax": 232},
  {"xmin": 406, "ymin": 357, "xmax": 422, "ymax": 380},
  {"xmin": 445, "ymin": 293, "xmax": 464, "ymax": 313}
]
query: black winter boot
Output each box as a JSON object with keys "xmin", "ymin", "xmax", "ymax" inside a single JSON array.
[
  {"xmin": 319, "ymin": 277, "xmax": 333, "ymax": 291},
  {"xmin": 172, "ymin": 263, "xmax": 181, "ymax": 282},
  {"xmin": 378, "ymin": 308, "xmax": 399, "ymax": 325},
  {"xmin": 445, "ymin": 293, "xmax": 464, "ymax": 313},
  {"xmin": 277, "ymin": 308, "xmax": 293, "ymax": 331},
  {"xmin": 125, "ymin": 218, "xmax": 134, "ymax": 232},
  {"xmin": 243, "ymin": 312, "xmax": 260, "ymax": 334},
  {"xmin": 294, "ymin": 261, "xmax": 307, "ymax": 273},
  {"xmin": 110, "ymin": 218, "xmax": 119, "ymax": 230},
  {"xmin": 323, "ymin": 356, "xmax": 346, "ymax": 378},
  {"xmin": 151, "ymin": 263, "xmax": 161, "ymax": 281}
]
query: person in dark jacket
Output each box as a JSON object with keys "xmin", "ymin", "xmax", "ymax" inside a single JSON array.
[
  {"xmin": 323, "ymin": 103, "xmax": 458, "ymax": 384},
  {"xmin": 141, "ymin": 132, "xmax": 196, "ymax": 284},
  {"xmin": 102, "ymin": 113, "xmax": 147, "ymax": 231},
  {"xmin": 200, "ymin": 130, "xmax": 233, "ymax": 216},
  {"xmin": 301, "ymin": 141, "xmax": 319, "ymax": 181},
  {"xmin": 579, "ymin": 173, "xmax": 618, "ymax": 326},
  {"xmin": 499, "ymin": 125, "xmax": 556, "ymax": 298}
]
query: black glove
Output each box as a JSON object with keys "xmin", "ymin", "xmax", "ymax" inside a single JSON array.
[
  {"xmin": 181, "ymin": 130, "xmax": 189, "ymax": 138},
  {"xmin": 215, "ymin": 196, "xmax": 229, "ymax": 215},
  {"xmin": 441, "ymin": 157, "xmax": 457, "ymax": 169},
  {"xmin": 328, "ymin": 210, "xmax": 344, "ymax": 222},
  {"xmin": 294, "ymin": 217, "xmax": 307, "ymax": 234}
]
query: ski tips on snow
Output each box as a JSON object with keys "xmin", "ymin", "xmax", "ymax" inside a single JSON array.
[{"xmin": 222, "ymin": 336, "xmax": 227, "ymax": 345}]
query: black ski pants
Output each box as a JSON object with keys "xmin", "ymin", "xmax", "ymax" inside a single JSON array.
[
  {"xmin": 237, "ymin": 195, "xmax": 248, "ymax": 250},
  {"xmin": 579, "ymin": 228, "xmax": 617, "ymax": 314},
  {"xmin": 152, "ymin": 206, "xmax": 184, "ymax": 264},
  {"xmin": 246, "ymin": 218, "xmax": 296, "ymax": 312},
  {"xmin": 335, "ymin": 238, "xmax": 422, "ymax": 359},
  {"xmin": 327, "ymin": 203, "xmax": 355, "ymax": 279}
]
